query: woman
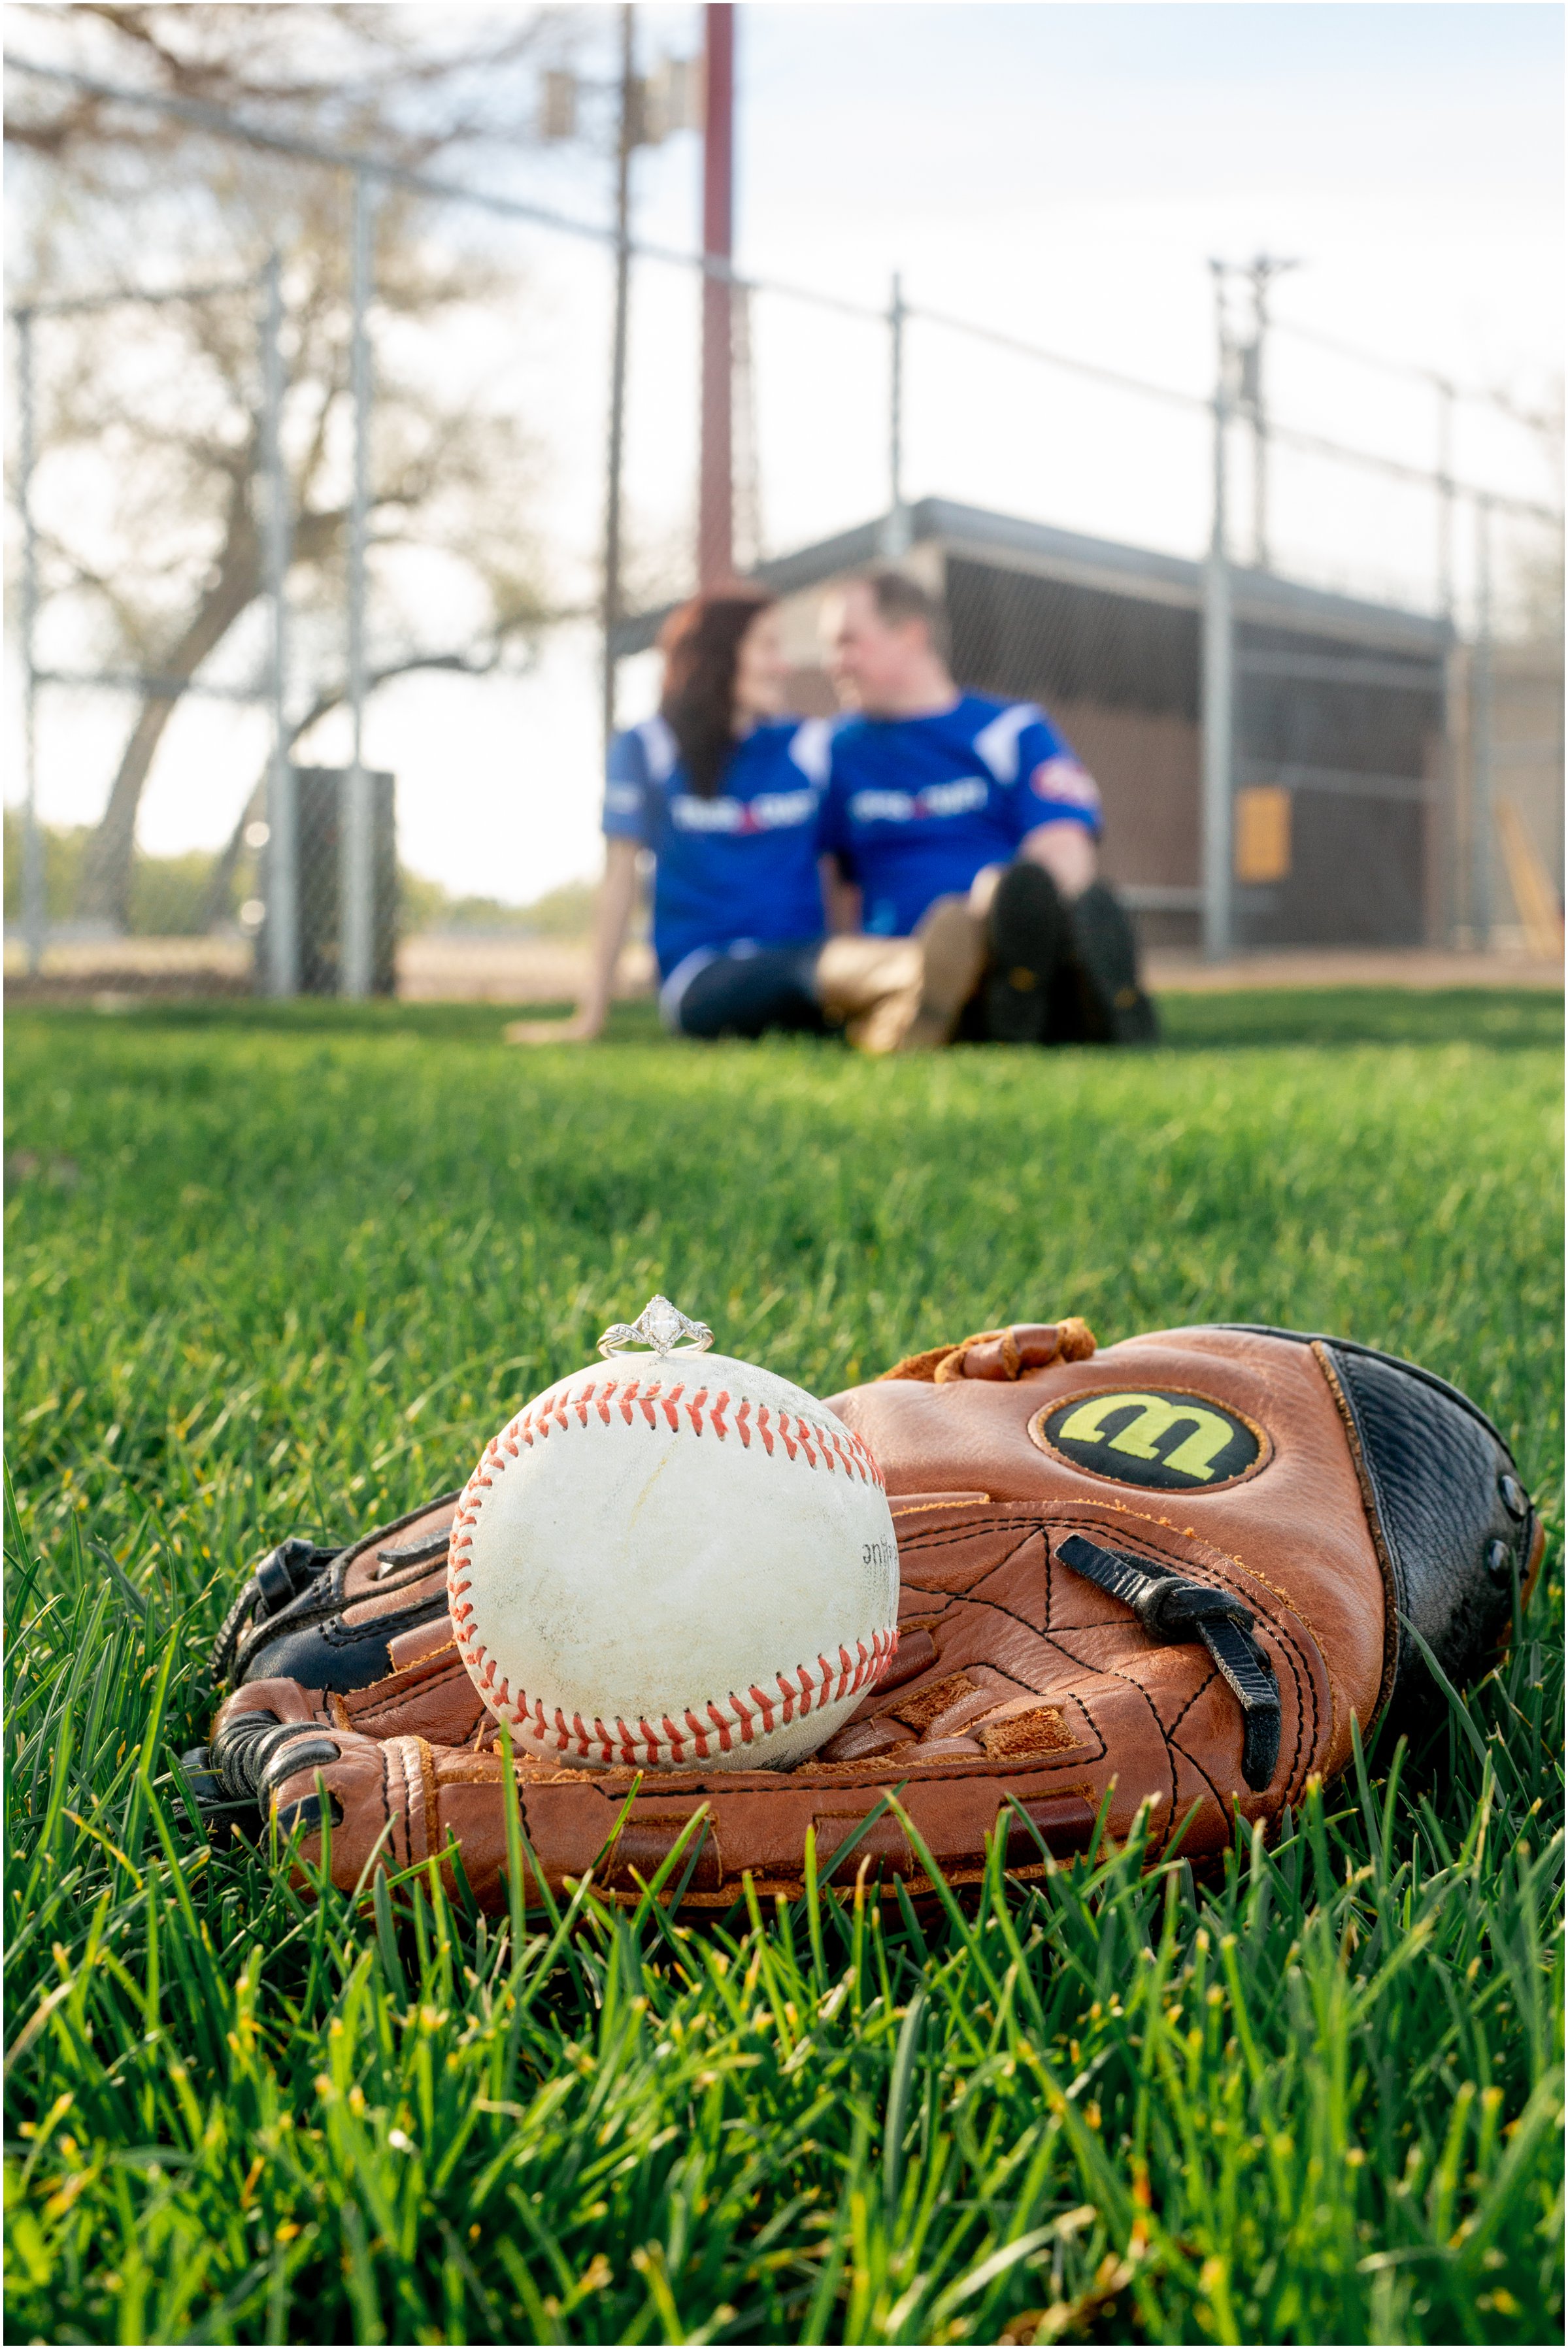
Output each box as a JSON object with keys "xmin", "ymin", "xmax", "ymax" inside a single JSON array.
[{"xmin": 510, "ymin": 586, "xmax": 954, "ymax": 1048}]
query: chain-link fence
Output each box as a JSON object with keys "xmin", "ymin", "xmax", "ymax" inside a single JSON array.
[{"xmin": 6, "ymin": 41, "xmax": 1562, "ymax": 995}]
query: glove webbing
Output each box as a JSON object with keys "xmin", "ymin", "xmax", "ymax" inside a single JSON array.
[
  {"xmin": 209, "ymin": 1537, "xmax": 341, "ymax": 1684},
  {"xmin": 1056, "ymin": 1534, "xmax": 1281, "ymax": 1792},
  {"xmin": 182, "ymin": 1711, "xmax": 344, "ymax": 1841}
]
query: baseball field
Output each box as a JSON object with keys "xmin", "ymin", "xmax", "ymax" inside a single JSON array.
[{"xmin": 5, "ymin": 987, "xmax": 1562, "ymax": 2347}]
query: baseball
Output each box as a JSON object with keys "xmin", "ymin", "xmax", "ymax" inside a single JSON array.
[{"xmin": 448, "ymin": 1299, "xmax": 900, "ymax": 1771}]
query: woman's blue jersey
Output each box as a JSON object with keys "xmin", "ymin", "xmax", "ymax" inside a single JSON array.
[
  {"xmin": 603, "ymin": 715, "xmax": 831, "ymax": 979},
  {"xmin": 822, "ymin": 693, "xmax": 1101, "ymax": 937}
]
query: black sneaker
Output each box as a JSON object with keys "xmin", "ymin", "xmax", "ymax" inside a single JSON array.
[
  {"xmin": 981, "ymin": 861, "xmax": 1073, "ymax": 1044},
  {"xmin": 1068, "ymin": 882, "xmax": 1159, "ymax": 1044}
]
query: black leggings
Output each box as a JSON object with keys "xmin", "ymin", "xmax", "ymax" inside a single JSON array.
[{"xmin": 671, "ymin": 942, "xmax": 826, "ymax": 1039}]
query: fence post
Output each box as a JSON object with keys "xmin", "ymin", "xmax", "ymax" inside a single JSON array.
[
  {"xmin": 1471, "ymin": 495, "xmax": 1493, "ymax": 948},
  {"xmin": 16, "ymin": 307, "xmax": 45, "ymax": 975},
  {"xmin": 602, "ymin": 3, "xmax": 635, "ymax": 757},
  {"xmin": 1435, "ymin": 377, "xmax": 1456, "ymax": 620},
  {"xmin": 697, "ymin": 2, "xmax": 735, "ymax": 588},
  {"xmin": 1433, "ymin": 378, "xmax": 1458, "ymax": 946},
  {"xmin": 881, "ymin": 271, "xmax": 910, "ymax": 559},
  {"xmin": 342, "ymin": 163, "xmax": 377, "ymax": 999},
  {"xmin": 261, "ymin": 253, "xmax": 298, "ymax": 997},
  {"xmin": 1201, "ymin": 268, "xmax": 1234, "ymax": 962}
]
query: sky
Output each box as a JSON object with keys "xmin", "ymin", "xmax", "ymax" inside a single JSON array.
[{"xmin": 10, "ymin": 1, "xmax": 1563, "ymax": 910}]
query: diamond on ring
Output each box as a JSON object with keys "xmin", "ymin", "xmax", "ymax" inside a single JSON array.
[{"xmin": 597, "ymin": 1295, "xmax": 715, "ymax": 1360}]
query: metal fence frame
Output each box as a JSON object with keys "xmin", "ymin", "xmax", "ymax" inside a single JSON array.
[{"xmin": 6, "ymin": 42, "xmax": 1562, "ymax": 980}]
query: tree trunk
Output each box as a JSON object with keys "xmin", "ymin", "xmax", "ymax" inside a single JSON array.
[{"xmin": 78, "ymin": 478, "xmax": 259, "ymax": 929}]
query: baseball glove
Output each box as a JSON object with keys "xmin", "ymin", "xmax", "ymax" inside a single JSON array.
[{"xmin": 188, "ymin": 1317, "xmax": 1542, "ymax": 1909}]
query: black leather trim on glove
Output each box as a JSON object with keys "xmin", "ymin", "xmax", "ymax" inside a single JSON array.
[
  {"xmin": 220, "ymin": 1490, "xmax": 463, "ymax": 1695},
  {"xmin": 1219, "ymin": 1327, "xmax": 1535, "ymax": 1729}
]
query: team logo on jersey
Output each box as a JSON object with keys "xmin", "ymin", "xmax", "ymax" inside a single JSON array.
[
  {"xmin": 848, "ymin": 778, "xmax": 989, "ymax": 825},
  {"xmin": 1029, "ymin": 756, "xmax": 1101, "ymax": 811},
  {"xmin": 671, "ymin": 788, "xmax": 817, "ymax": 834},
  {"xmin": 1030, "ymin": 1388, "xmax": 1265, "ymax": 1491}
]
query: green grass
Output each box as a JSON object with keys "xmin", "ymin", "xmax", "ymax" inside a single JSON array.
[{"xmin": 5, "ymin": 990, "xmax": 1563, "ymax": 2346}]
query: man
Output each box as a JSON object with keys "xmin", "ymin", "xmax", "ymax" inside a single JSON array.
[{"xmin": 818, "ymin": 569, "xmax": 1157, "ymax": 1048}]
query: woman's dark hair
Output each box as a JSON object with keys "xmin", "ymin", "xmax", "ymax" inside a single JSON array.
[{"xmin": 658, "ymin": 586, "xmax": 776, "ymax": 798}]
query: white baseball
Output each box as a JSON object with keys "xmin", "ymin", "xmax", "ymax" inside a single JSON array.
[{"xmin": 448, "ymin": 1349, "xmax": 899, "ymax": 1771}]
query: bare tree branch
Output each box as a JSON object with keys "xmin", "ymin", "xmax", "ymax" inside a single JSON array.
[{"xmin": 11, "ymin": 3, "xmax": 567, "ymax": 929}]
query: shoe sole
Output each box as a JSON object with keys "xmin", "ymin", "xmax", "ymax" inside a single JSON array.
[
  {"xmin": 984, "ymin": 863, "xmax": 1071, "ymax": 1044},
  {"xmin": 904, "ymin": 899, "xmax": 986, "ymax": 1049},
  {"xmin": 1069, "ymin": 884, "xmax": 1159, "ymax": 1044}
]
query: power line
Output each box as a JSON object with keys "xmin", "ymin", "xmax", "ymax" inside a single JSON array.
[
  {"xmin": 902, "ymin": 301, "xmax": 1207, "ymax": 416},
  {"xmin": 3, "ymin": 48, "xmax": 885, "ymax": 318},
  {"xmin": 1270, "ymin": 314, "xmax": 1547, "ymax": 426}
]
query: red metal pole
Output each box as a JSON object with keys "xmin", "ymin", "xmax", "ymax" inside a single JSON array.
[{"xmin": 697, "ymin": 1, "xmax": 735, "ymax": 588}]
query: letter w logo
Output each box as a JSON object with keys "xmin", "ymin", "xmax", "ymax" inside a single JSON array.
[{"xmin": 1057, "ymin": 1392, "xmax": 1239, "ymax": 1482}]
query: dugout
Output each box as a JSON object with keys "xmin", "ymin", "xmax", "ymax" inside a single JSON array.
[{"xmin": 616, "ymin": 498, "xmax": 1454, "ymax": 953}]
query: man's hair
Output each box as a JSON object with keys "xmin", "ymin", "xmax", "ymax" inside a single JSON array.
[{"xmin": 850, "ymin": 567, "xmax": 950, "ymax": 663}]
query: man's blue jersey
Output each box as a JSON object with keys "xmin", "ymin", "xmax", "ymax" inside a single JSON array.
[
  {"xmin": 603, "ymin": 714, "xmax": 831, "ymax": 979},
  {"xmin": 822, "ymin": 693, "xmax": 1101, "ymax": 937}
]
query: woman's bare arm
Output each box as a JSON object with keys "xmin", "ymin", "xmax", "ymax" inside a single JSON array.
[{"xmin": 506, "ymin": 836, "xmax": 641, "ymax": 1044}]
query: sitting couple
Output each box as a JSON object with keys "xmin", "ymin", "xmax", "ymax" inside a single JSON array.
[{"xmin": 518, "ymin": 567, "xmax": 1156, "ymax": 1053}]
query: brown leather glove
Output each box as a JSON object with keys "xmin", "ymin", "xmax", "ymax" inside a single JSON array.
[{"xmin": 193, "ymin": 1318, "xmax": 1542, "ymax": 1910}]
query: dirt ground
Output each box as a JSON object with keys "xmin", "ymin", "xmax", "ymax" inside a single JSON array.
[{"xmin": 3, "ymin": 931, "xmax": 1560, "ymax": 1005}]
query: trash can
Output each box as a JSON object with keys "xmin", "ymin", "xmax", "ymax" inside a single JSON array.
[{"xmin": 258, "ymin": 767, "xmax": 398, "ymax": 995}]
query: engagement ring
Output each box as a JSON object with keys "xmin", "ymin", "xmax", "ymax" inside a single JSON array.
[{"xmin": 597, "ymin": 1295, "xmax": 715, "ymax": 1360}]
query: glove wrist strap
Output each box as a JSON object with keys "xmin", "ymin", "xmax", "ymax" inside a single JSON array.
[{"xmin": 1057, "ymin": 1533, "xmax": 1281, "ymax": 1792}]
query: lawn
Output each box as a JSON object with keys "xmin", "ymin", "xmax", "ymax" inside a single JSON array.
[{"xmin": 5, "ymin": 987, "xmax": 1563, "ymax": 2346}]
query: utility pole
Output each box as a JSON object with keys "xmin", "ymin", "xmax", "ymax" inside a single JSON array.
[
  {"xmin": 1227, "ymin": 252, "xmax": 1298, "ymax": 573},
  {"xmin": 602, "ymin": 4, "xmax": 635, "ymax": 754},
  {"xmin": 697, "ymin": 2, "xmax": 735, "ymax": 588},
  {"xmin": 881, "ymin": 271, "xmax": 910, "ymax": 558}
]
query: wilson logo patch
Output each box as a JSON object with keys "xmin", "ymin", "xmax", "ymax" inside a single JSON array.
[{"xmin": 1033, "ymin": 1389, "xmax": 1263, "ymax": 1491}]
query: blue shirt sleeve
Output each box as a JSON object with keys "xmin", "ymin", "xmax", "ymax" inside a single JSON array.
[
  {"xmin": 603, "ymin": 727, "xmax": 652, "ymax": 843},
  {"xmin": 1015, "ymin": 714, "xmax": 1103, "ymax": 840}
]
